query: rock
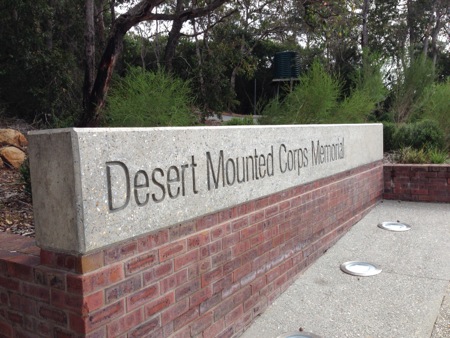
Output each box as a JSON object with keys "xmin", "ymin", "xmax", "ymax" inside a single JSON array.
[
  {"xmin": 0, "ymin": 129, "xmax": 28, "ymax": 148},
  {"xmin": 0, "ymin": 146, "xmax": 26, "ymax": 169}
]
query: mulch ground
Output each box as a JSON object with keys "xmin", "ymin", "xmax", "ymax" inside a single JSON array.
[
  {"xmin": 1, "ymin": 117, "xmax": 35, "ymax": 237},
  {"xmin": 0, "ymin": 168, "xmax": 34, "ymax": 237}
]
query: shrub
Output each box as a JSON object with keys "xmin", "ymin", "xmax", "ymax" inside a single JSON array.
[
  {"xmin": 105, "ymin": 67, "xmax": 195, "ymax": 127},
  {"xmin": 260, "ymin": 61, "xmax": 340, "ymax": 124},
  {"xmin": 391, "ymin": 55, "xmax": 435, "ymax": 123},
  {"xmin": 383, "ymin": 122, "xmax": 397, "ymax": 152},
  {"xmin": 223, "ymin": 117, "xmax": 255, "ymax": 125},
  {"xmin": 20, "ymin": 159, "xmax": 32, "ymax": 196},
  {"xmin": 395, "ymin": 147, "xmax": 428, "ymax": 164},
  {"xmin": 394, "ymin": 146, "xmax": 449, "ymax": 164},
  {"xmin": 427, "ymin": 148, "xmax": 448, "ymax": 164},
  {"xmin": 335, "ymin": 53, "xmax": 387, "ymax": 123},
  {"xmin": 393, "ymin": 120, "xmax": 444, "ymax": 151},
  {"xmin": 414, "ymin": 80, "xmax": 450, "ymax": 148}
]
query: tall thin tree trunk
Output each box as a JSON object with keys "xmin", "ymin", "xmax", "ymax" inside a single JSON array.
[
  {"xmin": 95, "ymin": 0, "xmax": 106, "ymax": 51},
  {"xmin": 164, "ymin": 0, "xmax": 185, "ymax": 72},
  {"xmin": 83, "ymin": 0, "xmax": 96, "ymax": 111},
  {"xmin": 361, "ymin": 0, "xmax": 369, "ymax": 51},
  {"xmin": 110, "ymin": 0, "xmax": 116, "ymax": 28},
  {"xmin": 192, "ymin": 19, "xmax": 206, "ymax": 112}
]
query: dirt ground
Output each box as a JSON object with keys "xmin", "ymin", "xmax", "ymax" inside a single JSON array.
[
  {"xmin": 0, "ymin": 118, "xmax": 35, "ymax": 237},
  {"xmin": 0, "ymin": 168, "xmax": 34, "ymax": 237}
]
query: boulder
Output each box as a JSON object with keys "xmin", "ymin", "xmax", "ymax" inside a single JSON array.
[
  {"xmin": 0, "ymin": 146, "xmax": 26, "ymax": 169},
  {"xmin": 0, "ymin": 129, "xmax": 28, "ymax": 148}
]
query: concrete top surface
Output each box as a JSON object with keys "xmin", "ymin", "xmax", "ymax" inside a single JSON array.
[{"xmin": 240, "ymin": 200, "xmax": 450, "ymax": 338}]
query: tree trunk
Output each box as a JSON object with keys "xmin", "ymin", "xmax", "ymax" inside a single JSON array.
[
  {"xmin": 164, "ymin": 0, "xmax": 186, "ymax": 72},
  {"xmin": 109, "ymin": 0, "xmax": 116, "ymax": 28},
  {"xmin": 83, "ymin": 0, "xmax": 96, "ymax": 111},
  {"xmin": 78, "ymin": 0, "xmax": 166, "ymax": 127},
  {"xmin": 192, "ymin": 19, "xmax": 207, "ymax": 113},
  {"xmin": 361, "ymin": 0, "xmax": 369, "ymax": 51},
  {"xmin": 164, "ymin": 18, "xmax": 185, "ymax": 72},
  {"xmin": 406, "ymin": 0, "xmax": 417, "ymax": 49},
  {"xmin": 95, "ymin": 0, "xmax": 106, "ymax": 51},
  {"xmin": 78, "ymin": 0, "xmax": 228, "ymax": 127}
]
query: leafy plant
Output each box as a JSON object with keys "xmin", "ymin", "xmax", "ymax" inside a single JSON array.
[
  {"xmin": 391, "ymin": 55, "xmax": 436, "ymax": 123},
  {"xmin": 335, "ymin": 53, "xmax": 387, "ymax": 123},
  {"xmin": 260, "ymin": 61, "xmax": 341, "ymax": 124},
  {"xmin": 413, "ymin": 80, "xmax": 450, "ymax": 148},
  {"xmin": 20, "ymin": 159, "xmax": 32, "ymax": 196},
  {"xmin": 223, "ymin": 117, "xmax": 255, "ymax": 125},
  {"xmin": 383, "ymin": 122, "xmax": 397, "ymax": 152},
  {"xmin": 105, "ymin": 67, "xmax": 195, "ymax": 127},
  {"xmin": 395, "ymin": 147, "xmax": 428, "ymax": 164},
  {"xmin": 427, "ymin": 148, "xmax": 448, "ymax": 164},
  {"xmin": 393, "ymin": 120, "xmax": 445, "ymax": 151}
]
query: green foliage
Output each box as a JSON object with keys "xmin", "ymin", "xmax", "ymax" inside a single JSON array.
[
  {"xmin": 383, "ymin": 122, "xmax": 397, "ymax": 152},
  {"xmin": 391, "ymin": 55, "xmax": 436, "ymax": 123},
  {"xmin": 395, "ymin": 147, "xmax": 428, "ymax": 164},
  {"xmin": 413, "ymin": 80, "xmax": 450, "ymax": 148},
  {"xmin": 392, "ymin": 120, "xmax": 445, "ymax": 151},
  {"xmin": 19, "ymin": 159, "xmax": 32, "ymax": 196},
  {"xmin": 223, "ymin": 117, "xmax": 255, "ymax": 125},
  {"xmin": 426, "ymin": 148, "xmax": 448, "ymax": 164},
  {"xmin": 334, "ymin": 53, "xmax": 387, "ymax": 123},
  {"xmin": 394, "ymin": 147, "xmax": 448, "ymax": 164},
  {"xmin": 260, "ymin": 61, "xmax": 341, "ymax": 124},
  {"xmin": 105, "ymin": 67, "xmax": 195, "ymax": 127},
  {"xmin": 0, "ymin": 0, "xmax": 84, "ymax": 126}
]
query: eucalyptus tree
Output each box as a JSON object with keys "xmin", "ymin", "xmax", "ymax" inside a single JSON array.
[
  {"xmin": 0, "ymin": 0, "xmax": 85, "ymax": 124},
  {"xmin": 79, "ymin": 0, "xmax": 231, "ymax": 127}
]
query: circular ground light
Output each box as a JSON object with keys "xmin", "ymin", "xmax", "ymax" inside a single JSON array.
[
  {"xmin": 276, "ymin": 332, "xmax": 321, "ymax": 338},
  {"xmin": 378, "ymin": 221, "xmax": 411, "ymax": 232},
  {"xmin": 340, "ymin": 261, "xmax": 382, "ymax": 277}
]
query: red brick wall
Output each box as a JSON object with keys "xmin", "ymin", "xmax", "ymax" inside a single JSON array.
[
  {"xmin": 384, "ymin": 164, "xmax": 450, "ymax": 203},
  {"xmin": 1, "ymin": 161, "xmax": 383, "ymax": 338}
]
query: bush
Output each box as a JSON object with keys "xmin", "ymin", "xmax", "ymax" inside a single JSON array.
[
  {"xmin": 394, "ymin": 146, "xmax": 448, "ymax": 164},
  {"xmin": 383, "ymin": 122, "xmax": 397, "ymax": 152},
  {"xmin": 414, "ymin": 80, "xmax": 450, "ymax": 148},
  {"xmin": 335, "ymin": 53, "xmax": 387, "ymax": 123},
  {"xmin": 223, "ymin": 117, "xmax": 255, "ymax": 125},
  {"xmin": 427, "ymin": 148, "xmax": 448, "ymax": 164},
  {"xmin": 105, "ymin": 67, "xmax": 195, "ymax": 127},
  {"xmin": 391, "ymin": 55, "xmax": 435, "ymax": 122},
  {"xmin": 395, "ymin": 147, "xmax": 428, "ymax": 164},
  {"xmin": 393, "ymin": 120, "xmax": 445, "ymax": 151},
  {"xmin": 260, "ymin": 61, "xmax": 340, "ymax": 124},
  {"xmin": 20, "ymin": 159, "xmax": 32, "ymax": 196}
]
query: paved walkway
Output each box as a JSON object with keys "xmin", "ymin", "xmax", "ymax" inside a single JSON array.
[{"xmin": 240, "ymin": 200, "xmax": 450, "ymax": 338}]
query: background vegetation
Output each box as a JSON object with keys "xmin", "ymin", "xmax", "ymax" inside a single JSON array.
[{"xmin": 1, "ymin": 0, "xmax": 449, "ymax": 161}]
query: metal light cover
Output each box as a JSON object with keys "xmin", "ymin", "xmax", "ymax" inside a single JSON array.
[
  {"xmin": 276, "ymin": 332, "xmax": 322, "ymax": 338},
  {"xmin": 340, "ymin": 261, "xmax": 382, "ymax": 277},
  {"xmin": 378, "ymin": 221, "xmax": 411, "ymax": 232}
]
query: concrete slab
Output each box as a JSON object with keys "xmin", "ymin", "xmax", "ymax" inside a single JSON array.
[
  {"xmin": 240, "ymin": 200, "xmax": 450, "ymax": 338},
  {"xmin": 28, "ymin": 125, "xmax": 382, "ymax": 253}
]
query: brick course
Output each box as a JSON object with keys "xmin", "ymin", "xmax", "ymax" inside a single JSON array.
[
  {"xmin": 0, "ymin": 161, "xmax": 383, "ymax": 337},
  {"xmin": 384, "ymin": 164, "xmax": 450, "ymax": 203}
]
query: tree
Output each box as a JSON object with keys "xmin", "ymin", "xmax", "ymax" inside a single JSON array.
[
  {"xmin": 78, "ymin": 0, "xmax": 230, "ymax": 127},
  {"xmin": 0, "ymin": 0, "xmax": 85, "ymax": 125}
]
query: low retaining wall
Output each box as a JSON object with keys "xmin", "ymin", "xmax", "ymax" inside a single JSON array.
[
  {"xmin": 0, "ymin": 162, "xmax": 383, "ymax": 337},
  {"xmin": 383, "ymin": 164, "xmax": 450, "ymax": 203},
  {"xmin": 1, "ymin": 124, "xmax": 384, "ymax": 337}
]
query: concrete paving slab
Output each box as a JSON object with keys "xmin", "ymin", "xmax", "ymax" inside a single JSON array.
[{"xmin": 240, "ymin": 200, "xmax": 450, "ymax": 338}]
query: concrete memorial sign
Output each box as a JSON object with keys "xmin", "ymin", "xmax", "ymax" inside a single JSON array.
[{"xmin": 29, "ymin": 124, "xmax": 382, "ymax": 254}]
